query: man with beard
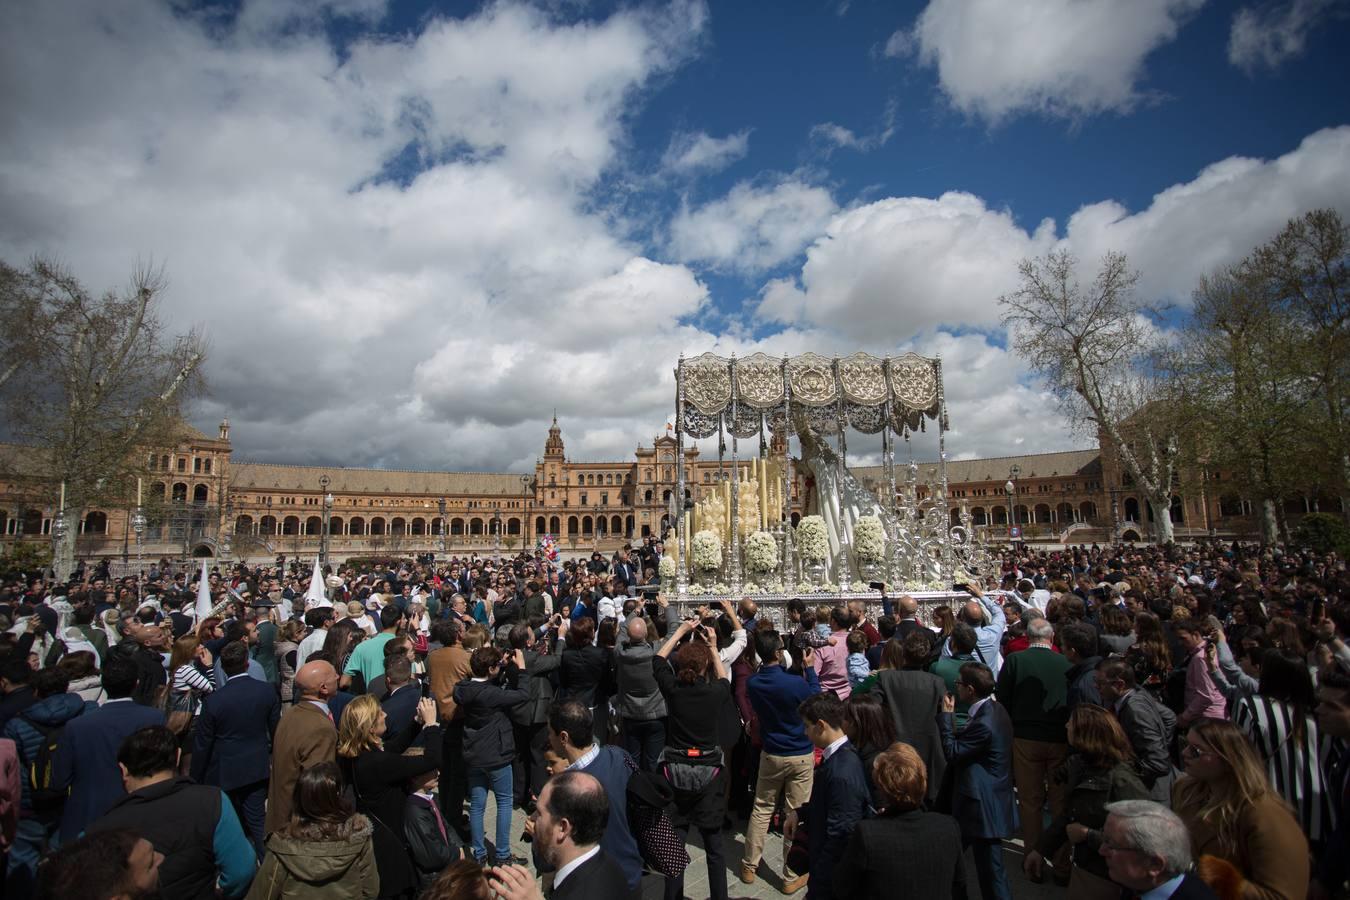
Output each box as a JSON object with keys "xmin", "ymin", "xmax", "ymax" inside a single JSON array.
[{"xmin": 35, "ymin": 828, "xmax": 165, "ymax": 900}]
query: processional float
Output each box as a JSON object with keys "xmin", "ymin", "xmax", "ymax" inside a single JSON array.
[{"xmin": 666, "ymin": 351, "xmax": 994, "ymax": 622}]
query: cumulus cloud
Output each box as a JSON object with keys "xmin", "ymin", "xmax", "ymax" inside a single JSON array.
[
  {"xmin": 661, "ymin": 129, "xmax": 751, "ymax": 175},
  {"xmin": 667, "ymin": 179, "xmax": 839, "ymax": 274},
  {"xmin": 809, "ymin": 100, "xmax": 897, "ymax": 154},
  {"xmin": 758, "ymin": 127, "xmax": 1350, "ymax": 339},
  {"xmin": 1228, "ymin": 0, "xmax": 1347, "ymax": 72},
  {"xmin": 893, "ymin": 0, "xmax": 1204, "ymax": 122}
]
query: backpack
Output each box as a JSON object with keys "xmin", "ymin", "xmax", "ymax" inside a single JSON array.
[{"xmin": 22, "ymin": 717, "xmax": 67, "ymax": 818}]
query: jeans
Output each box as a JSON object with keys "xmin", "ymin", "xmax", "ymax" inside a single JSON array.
[
  {"xmin": 622, "ymin": 717, "xmax": 665, "ymax": 772},
  {"xmin": 5, "ymin": 817, "xmax": 53, "ymax": 900},
  {"xmin": 226, "ymin": 779, "xmax": 268, "ymax": 860},
  {"xmin": 965, "ymin": 837, "xmax": 1013, "ymax": 900},
  {"xmin": 664, "ymin": 824, "xmax": 727, "ymax": 900},
  {"xmin": 741, "ymin": 752, "xmax": 813, "ymax": 872},
  {"xmin": 468, "ymin": 764, "xmax": 514, "ymax": 863}
]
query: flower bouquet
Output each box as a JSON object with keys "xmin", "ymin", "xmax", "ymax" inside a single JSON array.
[
  {"xmin": 854, "ymin": 516, "xmax": 885, "ymax": 562},
  {"xmin": 795, "ymin": 516, "xmax": 829, "ymax": 562},
  {"xmin": 691, "ymin": 529, "xmax": 723, "ymax": 587},
  {"xmin": 658, "ymin": 554, "xmax": 676, "ymax": 590},
  {"xmin": 744, "ymin": 530, "xmax": 779, "ymax": 576}
]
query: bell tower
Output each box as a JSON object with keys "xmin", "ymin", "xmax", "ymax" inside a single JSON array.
[{"xmin": 544, "ymin": 414, "xmax": 564, "ymax": 459}]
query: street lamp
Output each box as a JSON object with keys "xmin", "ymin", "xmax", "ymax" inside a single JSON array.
[
  {"xmin": 319, "ymin": 474, "xmax": 331, "ymax": 570},
  {"xmin": 131, "ymin": 506, "xmax": 147, "ymax": 599},
  {"xmin": 437, "ymin": 498, "xmax": 447, "ymax": 557},
  {"xmin": 1005, "ymin": 463, "xmax": 1021, "ymax": 549},
  {"xmin": 493, "ymin": 503, "xmax": 502, "ymax": 558}
]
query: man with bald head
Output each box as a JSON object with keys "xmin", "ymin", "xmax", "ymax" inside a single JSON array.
[
  {"xmin": 614, "ymin": 594, "xmax": 676, "ymax": 770},
  {"xmin": 941, "ymin": 583, "xmax": 1007, "ymax": 677},
  {"xmin": 264, "ymin": 660, "xmax": 338, "ymax": 834}
]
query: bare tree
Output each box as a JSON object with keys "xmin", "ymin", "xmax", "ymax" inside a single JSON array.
[
  {"xmin": 1000, "ymin": 250, "xmax": 1181, "ymax": 542},
  {"xmin": 0, "ymin": 257, "xmax": 205, "ymax": 579}
]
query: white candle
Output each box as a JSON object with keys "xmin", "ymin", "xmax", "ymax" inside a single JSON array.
[
  {"xmin": 136, "ymin": 477, "xmax": 142, "ymax": 507},
  {"xmin": 59, "ymin": 481, "xmax": 65, "ymax": 512}
]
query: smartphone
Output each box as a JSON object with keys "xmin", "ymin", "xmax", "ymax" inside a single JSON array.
[
  {"xmin": 869, "ymin": 581, "xmax": 886, "ymax": 592},
  {"xmin": 952, "ymin": 583, "xmax": 969, "ymax": 593},
  {"xmin": 419, "ymin": 678, "xmax": 432, "ymax": 700}
]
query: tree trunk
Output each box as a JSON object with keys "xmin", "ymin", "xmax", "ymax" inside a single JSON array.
[
  {"xmin": 1151, "ymin": 492, "xmax": 1175, "ymax": 544},
  {"xmin": 1260, "ymin": 499, "xmax": 1280, "ymax": 546},
  {"xmin": 53, "ymin": 505, "xmax": 83, "ymax": 582}
]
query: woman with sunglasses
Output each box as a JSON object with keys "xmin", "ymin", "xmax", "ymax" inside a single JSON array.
[{"xmin": 1172, "ymin": 719, "xmax": 1308, "ymax": 900}]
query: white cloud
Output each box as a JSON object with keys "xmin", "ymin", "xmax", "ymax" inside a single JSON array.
[
  {"xmin": 1228, "ymin": 0, "xmax": 1347, "ymax": 72},
  {"xmin": 661, "ymin": 129, "xmax": 751, "ymax": 175},
  {"xmin": 895, "ymin": 0, "xmax": 1205, "ymax": 122},
  {"xmin": 667, "ymin": 179, "xmax": 838, "ymax": 274},
  {"xmin": 759, "ymin": 127, "xmax": 1350, "ymax": 340},
  {"xmin": 809, "ymin": 101, "xmax": 897, "ymax": 154}
]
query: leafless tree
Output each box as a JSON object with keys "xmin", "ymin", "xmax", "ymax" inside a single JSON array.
[
  {"xmin": 0, "ymin": 257, "xmax": 205, "ymax": 579},
  {"xmin": 1000, "ymin": 249, "xmax": 1181, "ymax": 542}
]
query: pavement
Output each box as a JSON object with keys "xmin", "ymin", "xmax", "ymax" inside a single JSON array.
[{"xmin": 484, "ymin": 802, "xmax": 1065, "ymax": 900}]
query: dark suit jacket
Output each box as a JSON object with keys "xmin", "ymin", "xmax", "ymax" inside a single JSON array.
[
  {"xmin": 873, "ymin": 668, "xmax": 947, "ymax": 802},
  {"xmin": 551, "ymin": 847, "xmax": 631, "ymax": 900},
  {"xmin": 192, "ymin": 674, "xmax": 281, "ymax": 789},
  {"xmin": 1120, "ymin": 872, "xmax": 1218, "ymax": 900},
  {"xmin": 380, "ymin": 684, "xmax": 421, "ymax": 738},
  {"xmin": 803, "ymin": 742, "xmax": 871, "ymax": 900},
  {"xmin": 938, "ymin": 699, "xmax": 1017, "ymax": 840},
  {"xmin": 560, "ymin": 645, "xmax": 613, "ymax": 707},
  {"xmin": 1116, "ymin": 689, "xmax": 1176, "ymax": 803},
  {"xmin": 833, "ymin": 808, "xmax": 968, "ymax": 899},
  {"xmin": 51, "ymin": 699, "xmax": 165, "ymax": 842}
]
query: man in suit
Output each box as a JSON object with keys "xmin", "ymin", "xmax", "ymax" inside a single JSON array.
[
  {"xmin": 939, "ymin": 661, "xmax": 1016, "ymax": 900},
  {"xmin": 489, "ymin": 771, "xmax": 629, "ymax": 900},
  {"xmin": 380, "ymin": 653, "xmax": 421, "ymax": 736},
  {"xmin": 192, "ymin": 640, "xmax": 281, "ymax": 857},
  {"xmin": 874, "ymin": 630, "xmax": 948, "ymax": 804},
  {"xmin": 510, "ymin": 622, "xmax": 561, "ymax": 808},
  {"xmin": 1095, "ymin": 660, "xmax": 1177, "ymax": 804},
  {"xmin": 50, "ymin": 652, "xmax": 165, "ymax": 843},
  {"xmin": 1099, "ymin": 800, "xmax": 1218, "ymax": 900},
  {"xmin": 786, "ymin": 691, "xmax": 871, "ymax": 900},
  {"xmin": 427, "ymin": 620, "xmax": 474, "ymax": 833},
  {"xmin": 265, "ymin": 659, "xmax": 338, "ymax": 835}
]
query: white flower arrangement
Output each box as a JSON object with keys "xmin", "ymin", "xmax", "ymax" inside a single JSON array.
[
  {"xmin": 853, "ymin": 516, "xmax": 885, "ymax": 562},
  {"xmin": 744, "ymin": 530, "xmax": 779, "ymax": 574},
  {"xmin": 691, "ymin": 529, "xmax": 723, "ymax": 572},
  {"xmin": 658, "ymin": 555, "xmax": 676, "ymax": 579},
  {"xmin": 796, "ymin": 515, "xmax": 830, "ymax": 562},
  {"xmin": 686, "ymin": 582, "xmax": 731, "ymax": 596}
]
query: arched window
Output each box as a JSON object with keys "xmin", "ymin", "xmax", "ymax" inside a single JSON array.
[
  {"xmin": 610, "ymin": 515, "xmax": 622, "ymax": 534},
  {"xmin": 624, "ymin": 515, "xmax": 634, "ymax": 537},
  {"xmin": 508, "ymin": 518, "xmax": 521, "ymax": 535},
  {"xmin": 1014, "ymin": 504, "xmax": 1029, "ymax": 524},
  {"xmin": 1056, "ymin": 502, "xmax": 1074, "ymax": 523},
  {"xmin": 582, "ymin": 516, "xmax": 593, "ymax": 534},
  {"xmin": 1124, "ymin": 498, "xmax": 1140, "ymax": 521},
  {"xmin": 596, "ymin": 517, "xmax": 606, "ymax": 535},
  {"xmin": 641, "ymin": 524, "xmax": 651, "ymax": 537},
  {"xmin": 535, "ymin": 516, "xmax": 547, "ymax": 535},
  {"xmin": 949, "ymin": 508, "xmax": 961, "ymax": 526},
  {"xmin": 549, "ymin": 516, "xmax": 561, "ymax": 535},
  {"xmin": 1170, "ymin": 495, "xmax": 1185, "ymax": 524},
  {"xmin": 370, "ymin": 517, "xmax": 386, "ymax": 536},
  {"xmin": 172, "ymin": 483, "xmax": 188, "ymax": 504},
  {"xmin": 1219, "ymin": 494, "xmax": 1244, "ymax": 517},
  {"xmin": 450, "ymin": 518, "xmax": 464, "ymax": 535},
  {"xmin": 305, "ymin": 516, "xmax": 322, "ymax": 535},
  {"xmin": 82, "ymin": 511, "xmax": 108, "ymax": 534},
  {"xmin": 1034, "ymin": 503, "xmax": 1051, "ymax": 524},
  {"xmin": 193, "ymin": 484, "xmax": 208, "ymax": 505},
  {"xmin": 235, "ymin": 515, "xmax": 254, "ymax": 534},
  {"xmin": 260, "ymin": 515, "xmax": 278, "ymax": 535},
  {"xmin": 282, "ymin": 516, "xmax": 300, "ymax": 535},
  {"xmin": 329, "ymin": 516, "xmax": 344, "ymax": 535},
  {"xmin": 411, "ymin": 518, "xmax": 426, "ymax": 536},
  {"xmin": 160, "ymin": 454, "xmax": 170, "ymax": 470},
  {"xmin": 349, "ymin": 516, "xmax": 366, "ymax": 536},
  {"xmin": 391, "ymin": 517, "xmax": 407, "ymax": 535},
  {"xmin": 644, "ymin": 489, "xmax": 653, "ymax": 503},
  {"xmin": 567, "ymin": 516, "xmax": 579, "ymax": 535},
  {"xmin": 971, "ymin": 506, "xmax": 987, "ymax": 525},
  {"xmin": 993, "ymin": 507, "xmax": 1008, "ymax": 525},
  {"xmin": 662, "ymin": 490, "xmax": 672, "ymax": 503},
  {"xmin": 469, "ymin": 518, "xmax": 483, "ymax": 535}
]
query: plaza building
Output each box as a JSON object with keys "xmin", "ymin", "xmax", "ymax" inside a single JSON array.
[{"xmin": 0, "ymin": 416, "xmax": 1329, "ymax": 567}]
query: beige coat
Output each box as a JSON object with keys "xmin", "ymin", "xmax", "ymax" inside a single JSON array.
[{"xmin": 264, "ymin": 702, "xmax": 337, "ymax": 836}]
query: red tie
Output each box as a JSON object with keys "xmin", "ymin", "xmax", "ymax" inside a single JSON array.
[{"xmin": 426, "ymin": 796, "xmax": 448, "ymax": 842}]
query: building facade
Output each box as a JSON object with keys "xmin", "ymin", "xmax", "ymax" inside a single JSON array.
[{"xmin": 0, "ymin": 417, "xmax": 1322, "ymax": 567}]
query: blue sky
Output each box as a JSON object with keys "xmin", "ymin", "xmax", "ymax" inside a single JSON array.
[{"xmin": 2, "ymin": 0, "xmax": 1349, "ymax": 471}]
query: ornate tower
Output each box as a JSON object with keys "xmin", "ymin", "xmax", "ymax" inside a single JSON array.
[{"xmin": 544, "ymin": 414, "xmax": 564, "ymax": 459}]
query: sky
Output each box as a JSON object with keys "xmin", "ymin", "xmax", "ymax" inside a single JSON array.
[{"xmin": 2, "ymin": 0, "xmax": 1349, "ymax": 475}]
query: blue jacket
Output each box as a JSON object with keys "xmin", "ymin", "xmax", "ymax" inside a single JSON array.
[
  {"xmin": 802, "ymin": 742, "xmax": 871, "ymax": 900},
  {"xmin": 938, "ymin": 699, "xmax": 1017, "ymax": 840},
  {"xmin": 51, "ymin": 698, "xmax": 165, "ymax": 842},
  {"xmin": 381, "ymin": 685, "xmax": 421, "ymax": 739},
  {"xmin": 576, "ymin": 746, "xmax": 645, "ymax": 891},
  {"xmin": 192, "ymin": 674, "xmax": 282, "ymax": 790},
  {"xmin": 940, "ymin": 593, "xmax": 1007, "ymax": 676},
  {"xmin": 3, "ymin": 692, "xmax": 92, "ymax": 813},
  {"xmin": 746, "ymin": 664, "xmax": 820, "ymax": 757}
]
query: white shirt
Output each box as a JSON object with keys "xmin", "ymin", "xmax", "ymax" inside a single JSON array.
[
  {"xmin": 553, "ymin": 845, "xmax": 601, "ymax": 889},
  {"xmin": 967, "ymin": 696, "xmax": 993, "ymax": 721},
  {"xmin": 297, "ymin": 628, "xmax": 328, "ymax": 666},
  {"xmin": 1141, "ymin": 873, "xmax": 1187, "ymax": 900},
  {"xmin": 822, "ymin": 735, "xmax": 849, "ymax": 761},
  {"xmin": 567, "ymin": 744, "xmax": 601, "ymax": 771}
]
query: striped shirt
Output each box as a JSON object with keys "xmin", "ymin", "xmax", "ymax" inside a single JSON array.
[
  {"xmin": 171, "ymin": 663, "xmax": 214, "ymax": 713},
  {"xmin": 1233, "ymin": 693, "xmax": 1337, "ymax": 842}
]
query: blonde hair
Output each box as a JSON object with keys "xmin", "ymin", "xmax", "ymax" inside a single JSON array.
[
  {"xmin": 1173, "ymin": 719, "xmax": 1282, "ymax": 855},
  {"xmin": 336, "ymin": 695, "xmax": 383, "ymax": 758},
  {"xmin": 462, "ymin": 625, "xmax": 490, "ymax": 651}
]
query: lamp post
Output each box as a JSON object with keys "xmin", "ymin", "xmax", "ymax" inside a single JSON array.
[
  {"xmin": 318, "ymin": 475, "xmax": 331, "ymax": 570},
  {"xmin": 51, "ymin": 484, "xmax": 68, "ymax": 584},
  {"xmin": 1005, "ymin": 463, "xmax": 1021, "ymax": 550},
  {"xmin": 493, "ymin": 503, "xmax": 502, "ymax": 558},
  {"xmin": 131, "ymin": 505, "xmax": 147, "ymax": 600},
  {"xmin": 437, "ymin": 498, "xmax": 447, "ymax": 557}
]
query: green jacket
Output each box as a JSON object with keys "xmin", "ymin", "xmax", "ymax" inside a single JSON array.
[
  {"xmin": 994, "ymin": 646, "xmax": 1069, "ymax": 743},
  {"xmin": 246, "ymin": 817, "xmax": 379, "ymax": 900}
]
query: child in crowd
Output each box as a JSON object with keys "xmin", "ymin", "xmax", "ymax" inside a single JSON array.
[
  {"xmin": 846, "ymin": 629, "xmax": 871, "ymax": 690},
  {"xmin": 405, "ymin": 750, "xmax": 464, "ymax": 888}
]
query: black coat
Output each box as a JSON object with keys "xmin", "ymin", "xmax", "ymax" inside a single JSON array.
[
  {"xmin": 92, "ymin": 778, "xmax": 225, "ymax": 900},
  {"xmin": 559, "ymin": 645, "xmax": 613, "ymax": 707},
  {"xmin": 404, "ymin": 792, "xmax": 464, "ymax": 888},
  {"xmin": 832, "ymin": 808, "xmax": 967, "ymax": 900},
  {"xmin": 872, "ymin": 668, "xmax": 947, "ymax": 802},
  {"xmin": 191, "ymin": 674, "xmax": 281, "ymax": 789},
  {"xmin": 551, "ymin": 847, "xmax": 631, "ymax": 900},
  {"xmin": 802, "ymin": 743, "xmax": 871, "ymax": 900},
  {"xmin": 453, "ymin": 677, "xmax": 529, "ymax": 769}
]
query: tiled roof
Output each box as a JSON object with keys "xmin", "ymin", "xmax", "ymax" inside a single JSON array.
[
  {"xmin": 852, "ymin": 449, "xmax": 1101, "ymax": 485},
  {"xmin": 230, "ymin": 462, "xmax": 528, "ymax": 497}
]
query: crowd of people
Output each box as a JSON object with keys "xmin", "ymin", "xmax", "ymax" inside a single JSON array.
[{"xmin": 0, "ymin": 536, "xmax": 1346, "ymax": 900}]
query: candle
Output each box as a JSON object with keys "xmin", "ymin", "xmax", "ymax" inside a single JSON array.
[
  {"xmin": 682, "ymin": 512, "xmax": 690, "ymax": 567},
  {"xmin": 59, "ymin": 481, "xmax": 65, "ymax": 512},
  {"xmin": 759, "ymin": 460, "xmax": 768, "ymax": 530},
  {"xmin": 136, "ymin": 477, "xmax": 142, "ymax": 507}
]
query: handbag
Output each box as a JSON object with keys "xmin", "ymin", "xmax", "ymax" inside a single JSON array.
[
  {"xmin": 621, "ymin": 751, "xmax": 690, "ymax": 877},
  {"xmin": 164, "ymin": 676, "xmax": 199, "ymax": 736}
]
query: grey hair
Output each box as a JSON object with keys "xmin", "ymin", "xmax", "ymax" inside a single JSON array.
[
  {"xmin": 1104, "ymin": 800, "xmax": 1192, "ymax": 877},
  {"xmin": 1027, "ymin": 618, "xmax": 1055, "ymax": 641}
]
